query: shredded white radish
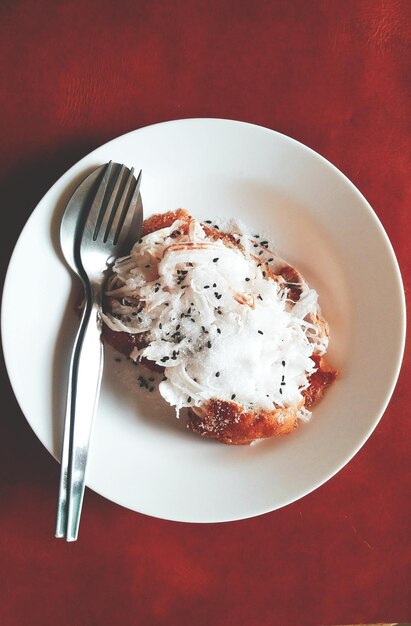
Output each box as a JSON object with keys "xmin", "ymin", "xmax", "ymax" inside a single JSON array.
[{"xmin": 104, "ymin": 215, "xmax": 329, "ymax": 420}]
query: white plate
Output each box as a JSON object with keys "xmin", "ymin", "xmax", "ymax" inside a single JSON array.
[{"xmin": 2, "ymin": 119, "xmax": 406, "ymax": 523}]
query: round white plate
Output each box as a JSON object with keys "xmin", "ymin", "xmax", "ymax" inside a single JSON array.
[{"xmin": 2, "ymin": 119, "xmax": 406, "ymax": 523}]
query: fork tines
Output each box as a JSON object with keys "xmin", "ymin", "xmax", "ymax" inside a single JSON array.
[{"xmin": 91, "ymin": 162, "xmax": 142, "ymax": 244}]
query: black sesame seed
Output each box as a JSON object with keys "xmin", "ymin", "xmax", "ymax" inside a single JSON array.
[
  {"xmin": 268, "ymin": 257, "xmax": 274, "ymax": 262},
  {"xmin": 204, "ymin": 285, "xmax": 210, "ymax": 289},
  {"xmin": 159, "ymin": 323, "xmax": 162, "ymax": 329},
  {"xmin": 145, "ymin": 264, "xmax": 150, "ymax": 268},
  {"xmin": 214, "ymin": 225, "xmax": 220, "ymax": 230},
  {"xmin": 257, "ymin": 295, "xmax": 263, "ymax": 301},
  {"xmin": 258, "ymin": 330, "xmax": 264, "ymax": 335},
  {"xmin": 215, "ymin": 371, "xmax": 220, "ymax": 377},
  {"xmin": 187, "ymin": 396, "xmax": 192, "ymax": 403},
  {"xmin": 181, "ymin": 285, "xmax": 187, "ymax": 289},
  {"xmin": 138, "ymin": 238, "xmax": 143, "ymax": 243},
  {"xmin": 245, "ymin": 277, "xmax": 250, "ymax": 282},
  {"xmin": 258, "ymin": 250, "xmax": 263, "ymax": 256},
  {"xmin": 217, "ymin": 328, "xmax": 221, "ymax": 334},
  {"xmin": 279, "ymin": 388, "xmax": 283, "ymax": 395},
  {"xmin": 176, "ymin": 324, "xmax": 180, "ymax": 330},
  {"xmin": 205, "ymin": 220, "xmax": 212, "ymax": 224},
  {"xmin": 213, "ymin": 283, "xmax": 217, "ymax": 288},
  {"xmin": 137, "ymin": 316, "xmax": 142, "ymax": 322},
  {"xmin": 254, "ymin": 234, "xmax": 260, "ymax": 238},
  {"xmin": 207, "ymin": 340, "xmax": 212, "ymax": 348},
  {"xmin": 281, "ymin": 381, "xmax": 286, "ymax": 386},
  {"xmin": 282, "ymin": 360, "xmax": 285, "ymax": 366},
  {"xmin": 213, "ymin": 258, "xmax": 219, "ymax": 263},
  {"xmin": 236, "ymin": 238, "xmax": 241, "ymax": 244},
  {"xmin": 253, "ymin": 243, "xmax": 258, "ymax": 248},
  {"xmin": 231, "ymin": 394, "xmax": 236, "ymax": 400},
  {"xmin": 261, "ymin": 240, "xmax": 268, "ymax": 246},
  {"xmin": 262, "ymin": 271, "xmax": 266, "ymax": 278},
  {"xmin": 257, "ymin": 263, "xmax": 262, "ymax": 267}
]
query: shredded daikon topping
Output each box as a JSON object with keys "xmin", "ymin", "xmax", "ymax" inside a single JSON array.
[{"xmin": 102, "ymin": 216, "xmax": 329, "ymax": 417}]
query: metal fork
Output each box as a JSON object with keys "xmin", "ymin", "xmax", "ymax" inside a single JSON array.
[{"xmin": 55, "ymin": 161, "xmax": 142, "ymax": 541}]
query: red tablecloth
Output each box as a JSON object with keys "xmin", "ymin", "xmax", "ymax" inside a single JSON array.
[{"xmin": 1, "ymin": 1, "xmax": 410, "ymax": 624}]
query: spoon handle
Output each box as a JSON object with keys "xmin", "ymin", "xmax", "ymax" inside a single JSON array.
[{"xmin": 55, "ymin": 285, "xmax": 104, "ymax": 541}]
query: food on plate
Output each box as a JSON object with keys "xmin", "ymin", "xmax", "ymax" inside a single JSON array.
[{"xmin": 102, "ymin": 209, "xmax": 336, "ymax": 444}]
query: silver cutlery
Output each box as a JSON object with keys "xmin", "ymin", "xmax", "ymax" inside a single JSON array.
[{"xmin": 55, "ymin": 161, "xmax": 143, "ymax": 541}]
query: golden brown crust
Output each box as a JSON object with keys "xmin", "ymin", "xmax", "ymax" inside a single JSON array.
[
  {"xmin": 276, "ymin": 264, "xmax": 303, "ymax": 302},
  {"xmin": 188, "ymin": 356, "xmax": 338, "ymax": 445},
  {"xmin": 188, "ymin": 401, "xmax": 298, "ymax": 445},
  {"xmin": 141, "ymin": 209, "xmax": 190, "ymax": 236},
  {"xmin": 202, "ymin": 224, "xmax": 239, "ymax": 247},
  {"xmin": 103, "ymin": 210, "xmax": 337, "ymax": 444},
  {"xmin": 302, "ymin": 355, "xmax": 337, "ymax": 408},
  {"xmin": 102, "ymin": 324, "xmax": 140, "ymax": 355}
]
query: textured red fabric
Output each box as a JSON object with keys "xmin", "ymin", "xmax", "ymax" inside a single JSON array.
[{"xmin": 1, "ymin": 1, "xmax": 410, "ymax": 625}]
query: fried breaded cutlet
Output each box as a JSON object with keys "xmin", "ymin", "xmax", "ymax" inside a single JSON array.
[{"xmin": 102, "ymin": 210, "xmax": 336, "ymax": 444}]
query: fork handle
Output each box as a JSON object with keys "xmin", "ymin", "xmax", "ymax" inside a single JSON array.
[
  {"xmin": 56, "ymin": 284, "xmax": 104, "ymax": 541},
  {"xmin": 54, "ymin": 303, "xmax": 87, "ymax": 539}
]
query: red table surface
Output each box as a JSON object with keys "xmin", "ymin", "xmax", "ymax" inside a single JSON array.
[{"xmin": 1, "ymin": 1, "xmax": 410, "ymax": 625}]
